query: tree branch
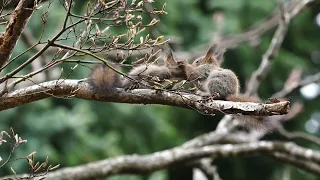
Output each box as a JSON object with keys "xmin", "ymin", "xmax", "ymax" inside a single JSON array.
[
  {"xmin": 278, "ymin": 125, "xmax": 320, "ymax": 147},
  {"xmin": 96, "ymin": 0, "xmax": 317, "ymax": 61},
  {"xmin": 246, "ymin": 0, "xmax": 314, "ymax": 96},
  {"xmin": 272, "ymin": 72, "xmax": 320, "ymax": 98},
  {"xmin": 7, "ymin": 141, "xmax": 320, "ymax": 180},
  {"xmin": 191, "ymin": 159, "xmax": 221, "ymax": 180},
  {"xmin": 268, "ymin": 152, "xmax": 320, "ymax": 176},
  {"xmin": 0, "ymin": 79, "xmax": 290, "ymax": 115},
  {"xmin": 0, "ymin": 0, "xmax": 37, "ymax": 69}
]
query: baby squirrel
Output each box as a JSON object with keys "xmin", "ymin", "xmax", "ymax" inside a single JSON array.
[
  {"xmin": 88, "ymin": 51, "xmax": 186, "ymax": 90},
  {"xmin": 182, "ymin": 44, "xmax": 276, "ymax": 131},
  {"xmin": 182, "ymin": 44, "xmax": 240, "ymax": 99},
  {"xmin": 89, "ymin": 45, "xmax": 277, "ymax": 131}
]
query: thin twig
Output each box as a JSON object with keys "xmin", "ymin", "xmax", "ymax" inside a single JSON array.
[
  {"xmin": 272, "ymin": 72, "xmax": 320, "ymax": 98},
  {"xmin": 277, "ymin": 125, "xmax": 320, "ymax": 147}
]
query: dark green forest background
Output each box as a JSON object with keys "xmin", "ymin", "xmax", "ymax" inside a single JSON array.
[{"xmin": 1, "ymin": 0, "xmax": 320, "ymax": 179}]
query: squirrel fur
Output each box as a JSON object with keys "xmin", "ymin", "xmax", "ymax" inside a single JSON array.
[
  {"xmin": 88, "ymin": 63, "xmax": 122, "ymax": 90},
  {"xmin": 227, "ymin": 94, "xmax": 277, "ymax": 131},
  {"xmin": 88, "ymin": 44, "xmax": 278, "ymax": 131},
  {"xmin": 182, "ymin": 44, "xmax": 276, "ymax": 131},
  {"xmin": 182, "ymin": 44, "xmax": 240, "ymax": 99},
  {"xmin": 88, "ymin": 52, "xmax": 186, "ymax": 90}
]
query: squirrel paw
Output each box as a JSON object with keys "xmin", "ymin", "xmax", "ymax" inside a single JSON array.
[
  {"xmin": 125, "ymin": 82, "xmax": 140, "ymax": 91},
  {"xmin": 163, "ymin": 79, "xmax": 179, "ymax": 89}
]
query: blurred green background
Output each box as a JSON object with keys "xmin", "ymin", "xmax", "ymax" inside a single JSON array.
[{"xmin": 1, "ymin": 0, "xmax": 320, "ymax": 179}]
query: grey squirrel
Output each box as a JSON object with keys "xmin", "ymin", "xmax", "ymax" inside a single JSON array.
[
  {"xmin": 88, "ymin": 51, "xmax": 186, "ymax": 90},
  {"xmin": 182, "ymin": 44, "xmax": 277, "ymax": 131},
  {"xmin": 89, "ymin": 45, "xmax": 257, "ymax": 102},
  {"xmin": 182, "ymin": 44, "xmax": 240, "ymax": 99},
  {"xmin": 88, "ymin": 45, "xmax": 279, "ymax": 130}
]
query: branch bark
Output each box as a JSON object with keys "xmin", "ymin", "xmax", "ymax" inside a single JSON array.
[
  {"xmin": 0, "ymin": 0, "xmax": 37, "ymax": 69},
  {"xmin": 8, "ymin": 141, "xmax": 320, "ymax": 180},
  {"xmin": 0, "ymin": 0, "xmax": 49, "ymax": 9},
  {"xmin": 0, "ymin": 79, "xmax": 290, "ymax": 115}
]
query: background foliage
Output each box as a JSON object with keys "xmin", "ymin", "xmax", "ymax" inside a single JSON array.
[{"xmin": 1, "ymin": 0, "xmax": 320, "ymax": 179}]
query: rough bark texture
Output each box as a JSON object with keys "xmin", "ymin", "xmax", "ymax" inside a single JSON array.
[
  {"xmin": 0, "ymin": 0, "xmax": 36, "ymax": 68},
  {"xmin": 0, "ymin": 79, "xmax": 290, "ymax": 116},
  {"xmin": 7, "ymin": 141, "xmax": 320, "ymax": 180}
]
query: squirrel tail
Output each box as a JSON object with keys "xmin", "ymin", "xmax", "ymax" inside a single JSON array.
[
  {"xmin": 226, "ymin": 94, "xmax": 277, "ymax": 132},
  {"xmin": 88, "ymin": 63, "xmax": 122, "ymax": 90}
]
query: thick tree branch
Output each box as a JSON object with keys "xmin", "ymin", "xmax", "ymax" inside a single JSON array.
[
  {"xmin": 0, "ymin": 0, "xmax": 37, "ymax": 69},
  {"xmin": 0, "ymin": 79, "xmax": 290, "ymax": 115},
  {"xmin": 6, "ymin": 141, "xmax": 319, "ymax": 180}
]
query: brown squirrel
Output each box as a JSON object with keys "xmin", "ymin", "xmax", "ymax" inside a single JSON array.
[
  {"xmin": 89, "ymin": 45, "xmax": 278, "ymax": 131},
  {"xmin": 182, "ymin": 44, "xmax": 277, "ymax": 131},
  {"xmin": 182, "ymin": 44, "xmax": 266, "ymax": 103},
  {"xmin": 88, "ymin": 51, "xmax": 186, "ymax": 90},
  {"xmin": 182, "ymin": 44, "xmax": 240, "ymax": 99}
]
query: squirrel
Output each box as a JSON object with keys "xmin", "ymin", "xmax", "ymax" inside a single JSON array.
[
  {"xmin": 181, "ymin": 44, "xmax": 277, "ymax": 131},
  {"xmin": 182, "ymin": 44, "xmax": 240, "ymax": 99},
  {"xmin": 88, "ymin": 50, "xmax": 187, "ymax": 90},
  {"xmin": 89, "ymin": 45, "xmax": 278, "ymax": 131}
]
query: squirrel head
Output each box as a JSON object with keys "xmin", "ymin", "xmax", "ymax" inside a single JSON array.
[
  {"xmin": 192, "ymin": 44, "xmax": 225, "ymax": 67},
  {"xmin": 163, "ymin": 50, "xmax": 188, "ymax": 79}
]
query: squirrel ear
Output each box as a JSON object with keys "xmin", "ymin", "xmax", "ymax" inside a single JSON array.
[
  {"xmin": 204, "ymin": 44, "xmax": 225, "ymax": 65},
  {"xmin": 164, "ymin": 48, "xmax": 177, "ymax": 66},
  {"xmin": 216, "ymin": 48, "xmax": 226, "ymax": 61},
  {"xmin": 204, "ymin": 44, "xmax": 218, "ymax": 64}
]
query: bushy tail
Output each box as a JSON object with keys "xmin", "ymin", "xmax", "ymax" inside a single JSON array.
[
  {"xmin": 88, "ymin": 64, "xmax": 122, "ymax": 90},
  {"xmin": 204, "ymin": 69, "xmax": 239, "ymax": 99},
  {"xmin": 226, "ymin": 94, "xmax": 278, "ymax": 132}
]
